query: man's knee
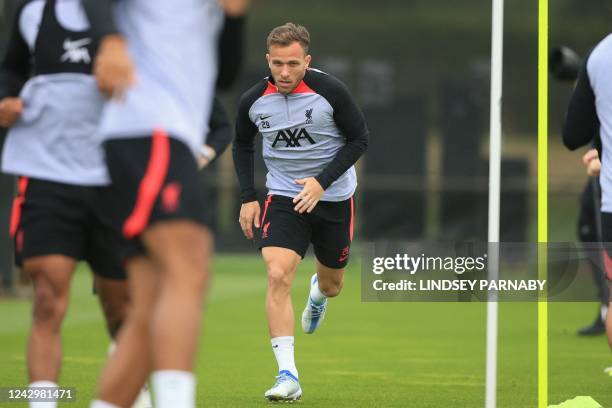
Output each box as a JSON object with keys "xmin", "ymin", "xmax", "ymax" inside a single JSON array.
[
  {"xmin": 267, "ymin": 264, "xmax": 292, "ymax": 292},
  {"xmin": 32, "ymin": 282, "xmax": 69, "ymax": 330},
  {"xmin": 26, "ymin": 258, "xmax": 73, "ymax": 330}
]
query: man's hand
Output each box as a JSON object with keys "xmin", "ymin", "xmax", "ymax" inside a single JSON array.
[
  {"xmin": 94, "ymin": 35, "xmax": 136, "ymax": 99},
  {"xmin": 0, "ymin": 97, "xmax": 23, "ymax": 127},
  {"xmin": 239, "ymin": 200, "xmax": 261, "ymax": 239},
  {"xmin": 583, "ymin": 148, "xmax": 601, "ymax": 177},
  {"xmin": 218, "ymin": 0, "xmax": 250, "ymax": 16},
  {"xmin": 197, "ymin": 145, "xmax": 217, "ymax": 169},
  {"xmin": 293, "ymin": 177, "xmax": 324, "ymax": 214}
]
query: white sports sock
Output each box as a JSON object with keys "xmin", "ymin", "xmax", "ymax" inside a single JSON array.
[
  {"xmin": 90, "ymin": 400, "xmax": 120, "ymax": 408},
  {"xmin": 602, "ymin": 304, "xmax": 609, "ymax": 321},
  {"xmin": 151, "ymin": 370, "xmax": 195, "ymax": 408},
  {"xmin": 107, "ymin": 341, "xmax": 116, "ymax": 356},
  {"xmin": 271, "ymin": 336, "xmax": 298, "ymax": 378},
  {"xmin": 29, "ymin": 381, "xmax": 58, "ymax": 408},
  {"xmin": 309, "ymin": 277, "xmax": 327, "ymax": 305}
]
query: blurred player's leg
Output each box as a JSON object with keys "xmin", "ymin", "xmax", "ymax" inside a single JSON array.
[
  {"xmin": 262, "ymin": 247, "xmax": 301, "ymax": 401},
  {"xmin": 607, "ymin": 284, "xmax": 612, "ymax": 349},
  {"xmin": 94, "ymin": 277, "xmax": 152, "ymax": 408},
  {"xmin": 95, "ymin": 276, "xmax": 129, "ymax": 339},
  {"xmin": 95, "ymin": 257, "xmax": 157, "ymax": 407},
  {"xmin": 142, "ymin": 221, "xmax": 213, "ymax": 407},
  {"xmin": 25, "ymin": 255, "xmax": 75, "ymax": 408},
  {"xmin": 302, "ymin": 261, "xmax": 344, "ymax": 334},
  {"xmin": 26, "ymin": 256, "xmax": 75, "ymax": 381}
]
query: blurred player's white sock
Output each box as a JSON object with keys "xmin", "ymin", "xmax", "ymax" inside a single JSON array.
[
  {"xmin": 90, "ymin": 400, "xmax": 119, "ymax": 408},
  {"xmin": 271, "ymin": 336, "xmax": 298, "ymax": 378},
  {"xmin": 601, "ymin": 304, "xmax": 608, "ymax": 321},
  {"xmin": 309, "ymin": 276, "xmax": 327, "ymax": 305},
  {"xmin": 151, "ymin": 370, "xmax": 195, "ymax": 408},
  {"xmin": 29, "ymin": 381, "xmax": 58, "ymax": 408},
  {"xmin": 131, "ymin": 382, "xmax": 152, "ymax": 408},
  {"xmin": 107, "ymin": 341, "xmax": 116, "ymax": 356},
  {"xmin": 106, "ymin": 341, "xmax": 151, "ymax": 408}
]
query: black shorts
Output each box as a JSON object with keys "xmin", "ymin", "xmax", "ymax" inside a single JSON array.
[
  {"xmin": 601, "ymin": 212, "xmax": 612, "ymax": 281},
  {"xmin": 10, "ymin": 177, "xmax": 126, "ymax": 279},
  {"xmin": 257, "ymin": 194, "xmax": 355, "ymax": 269},
  {"xmin": 100, "ymin": 133, "xmax": 208, "ymax": 258}
]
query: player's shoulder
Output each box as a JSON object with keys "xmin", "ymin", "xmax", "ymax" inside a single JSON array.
[
  {"xmin": 588, "ymin": 34, "xmax": 612, "ymax": 66},
  {"xmin": 303, "ymin": 68, "xmax": 349, "ymax": 93},
  {"xmin": 238, "ymin": 77, "xmax": 270, "ymax": 109},
  {"xmin": 16, "ymin": 0, "xmax": 43, "ymax": 18},
  {"xmin": 303, "ymin": 68, "xmax": 352, "ymax": 105},
  {"xmin": 16, "ymin": 0, "xmax": 44, "ymax": 30}
]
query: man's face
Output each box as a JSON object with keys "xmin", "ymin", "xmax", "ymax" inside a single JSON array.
[{"xmin": 266, "ymin": 42, "xmax": 311, "ymax": 94}]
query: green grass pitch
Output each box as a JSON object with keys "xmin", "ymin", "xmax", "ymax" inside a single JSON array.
[{"xmin": 0, "ymin": 254, "xmax": 610, "ymax": 407}]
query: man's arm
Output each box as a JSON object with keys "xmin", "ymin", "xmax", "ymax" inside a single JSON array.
[
  {"xmin": 207, "ymin": 97, "xmax": 233, "ymax": 157},
  {"xmin": 217, "ymin": 14, "xmax": 245, "ymax": 90},
  {"xmin": 81, "ymin": 0, "xmax": 134, "ymax": 98},
  {"xmin": 232, "ymin": 93, "xmax": 258, "ymax": 203},
  {"xmin": 314, "ymin": 77, "xmax": 369, "ymax": 190},
  {"xmin": 562, "ymin": 55, "xmax": 599, "ymax": 151},
  {"xmin": 0, "ymin": 1, "xmax": 31, "ymax": 99},
  {"xmin": 233, "ymin": 86, "xmax": 264, "ymax": 239},
  {"xmin": 80, "ymin": 0, "xmax": 118, "ymax": 43},
  {"xmin": 0, "ymin": 2, "xmax": 31, "ymax": 127},
  {"xmin": 198, "ymin": 97, "xmax": 232, "ymax": 168}
]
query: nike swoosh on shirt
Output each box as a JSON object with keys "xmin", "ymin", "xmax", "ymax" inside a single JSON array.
[{"xmin": 260, "ymin": 115, "xmax": 272, "ymax": 120}]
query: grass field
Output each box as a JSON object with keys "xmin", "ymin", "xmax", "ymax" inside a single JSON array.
[{"xmin": 0, "ymin": 254, "xmax": 610, "ymax": 407}]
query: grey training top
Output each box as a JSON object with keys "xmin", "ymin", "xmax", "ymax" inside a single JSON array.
[{"xmin": 233, "ymin": 68, "xmax": 369, "ymax": 203}]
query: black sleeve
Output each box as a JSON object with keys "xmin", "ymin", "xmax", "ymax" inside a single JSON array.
[
  {"xmin": 562, "ymin": 54, "xmax": 599, "ymax": 151},
  {"xmin": 206, "ymin": 96, "xmax": 232, "ymax": 159},
  {"xmin": 0, "ymin": 1, "xmax": 32, "ymax": 99},
  {"xmin": 216, "ymin": 14, "xmax": 245, "ymax": 90},
  {"xmin": 232, "ymin": 82, "xmax": 265, "ymax": 203},
  {"xmin": 309, "ymin": 72, "xmax": 369, "ymax": 189},
  {"xmin": 80, "ymin": 0, "xmax": 118, "ymax": 43}
]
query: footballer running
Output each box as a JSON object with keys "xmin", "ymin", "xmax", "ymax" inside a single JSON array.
[{"xmin": 233, "ymin": 22, "xmax": 369, "ymax": 401}]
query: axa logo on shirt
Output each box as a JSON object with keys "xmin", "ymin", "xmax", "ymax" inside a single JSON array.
[
  {"xmin": 61, "ymin": 38, "xmax": 91, "ymax": 64},
  {"xmin": 271, "ymin": 128, "xmax": 316, "ymax": 148}
]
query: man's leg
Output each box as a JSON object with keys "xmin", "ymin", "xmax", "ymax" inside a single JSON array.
[
  {"xmin": 303, "ymin": 196, "xmax": 353, "ymax": 334},
  {"xmin": 95, "ymin": 276, "xmax": 129, "ymax": 339},
  {"xmin": 25, "ymin": 255, "xmax": 75, "ymax": 408},
  {"xmin": 141, "ymin": 220, "xmax": 213, "ymax": 408},
  {"xmin": 263, "ymin": 247, "xmax": 301, "ymax": 338},
  {"xmin": 26, "ymin": 255, "xmax": 75, "ymax": 382},
  {"xmin": 314, "ymin": 259, "xmax": 344, "ymax": 298},
  {"xmin": 301, "ymin": 260, "xmax": 344, "ymax": 335},
  {"xmin": 260, "ymin": 247, "xmax": 302, "ymax": 401},
  {"xmin": 94, "ymin": 256, "xmax": 158, "ymax": 407},
  {"xmin": 607, "ymin": 283, "xmax": 612, "ymax": 349}
]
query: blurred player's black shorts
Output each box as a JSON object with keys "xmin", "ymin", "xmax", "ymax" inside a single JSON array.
[
  {"xmin": 600, "ymin": 212, "xmax": 612, "ymax": 281},
  {"xmin": 257, "ymin": 194, "xmax": 355, "ymax": 269},
  {"xmin": 99, "ymin": 133, "xmax": 209, "ymax": 261},
  {"xmin": 10, "ymin": 177, "xmax": 126, "ymax": 279}
]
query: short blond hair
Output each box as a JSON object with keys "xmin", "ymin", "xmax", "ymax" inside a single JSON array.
[{"xmin": 266, "ymin": 23, "xmax": 310, "ymax": 53}]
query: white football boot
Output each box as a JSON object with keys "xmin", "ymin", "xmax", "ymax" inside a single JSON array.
[{"xmin": 264, "ymin": 370, "xmax": 302, "ymax": 402}]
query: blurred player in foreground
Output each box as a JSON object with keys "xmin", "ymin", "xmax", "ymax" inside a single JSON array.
[
  {"xmin": 81, "ymin": 0, "xmax": 248, "ymax": 407},
  {"xmin": 562, "ymin": 37, "xmax": 612, "ymax": 352},
  {"xmin": 576, "ymin": 149, "xmax": 609, "ymax": 336},
  {"xmin": 233, "ymin": 22, "xmax": 369, "ymax": 401},
  {"xmin": 0, "ymin": 2, "xmax": 129, "ymax": 407}
]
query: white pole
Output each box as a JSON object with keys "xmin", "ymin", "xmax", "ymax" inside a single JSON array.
[{"xmin": 486, "ymin": 0, "xmax": 504, "ymax": 407}]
